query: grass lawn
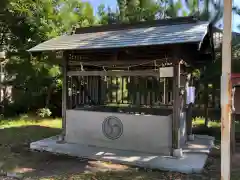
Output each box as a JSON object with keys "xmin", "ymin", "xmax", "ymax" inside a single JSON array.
[
  {"xmin": 0, "ymin": 116, "xmax": 239, "ymax": 179},
  {"xmin": 193, "ymin": 117, "xmax": 240, "ymax": 131}
]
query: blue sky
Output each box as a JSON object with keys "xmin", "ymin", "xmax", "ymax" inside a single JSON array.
[
  {"xmin": 87, "ymin": 0, "xmax": 117, "ymax": 11},
  {"xmin": 86, "ymin": 0, "xmax": 240, "ymax": 32}
]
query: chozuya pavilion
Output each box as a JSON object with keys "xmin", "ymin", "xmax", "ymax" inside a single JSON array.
[{"xmin": 29, "ymin": 16, "xmax": 215, "ymax": 173}]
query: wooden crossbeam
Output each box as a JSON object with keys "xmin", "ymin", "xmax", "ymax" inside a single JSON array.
[
  {"xmin": 68, "ymin": 60, "xmax": 172, "ymax": 67},
  {"xmin": 67, "ymin": 67, "xmax": 174, "ymax": 77}
]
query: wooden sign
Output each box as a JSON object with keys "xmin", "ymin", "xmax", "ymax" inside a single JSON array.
[{"xmin": 159, "ymin": 67, "xmax": 173, "ymax": 78}]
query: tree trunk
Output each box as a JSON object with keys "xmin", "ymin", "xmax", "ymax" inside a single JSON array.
[{"xmin": 45, "ymin": 83, "xmax": 55, "ymax": 108}]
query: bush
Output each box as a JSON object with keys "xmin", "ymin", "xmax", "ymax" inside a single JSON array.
[
  {"xmin": 36, "ymin": 108, "xmax": 52, "ymax": 118},
  {"xmin": 19, "ymin": 114, "xmax": 30, "ymax": 120}
]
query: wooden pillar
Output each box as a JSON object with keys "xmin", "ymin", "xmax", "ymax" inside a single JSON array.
[
  {"xmin": 231, "ymin": 87, "xmax": 236, "ymax": 155},
  {"xmin": 172, "ymin": 62, "xmax": 181, "ymax": 151},
  {"xmin": 68, "ymin": 76, "xmax": 73, "ymax": 109},
  {"xmin": 187, "ymin": 103, "xmax": 193, "ymax": 135},
  {"xmin": 231, "ymin": 112, "xmax": 236, "ymax": 155},
  {"xmin": 212, "ymin": 83, "xmax": 216, "ymax": 108},
  {"xmin": 61, "ymin": 52, "xmax": 67, "ymax": 142},
  {"xmin": 186, "ymin": 74, "xmax": 193, "ymax": 137},
  {"xmin": 163, "ymin": 78, "xmax": 166, "ymax": 104},
  {"xmin": 221, "ymin": 0, "xmax": 232, "ymax": 178}
]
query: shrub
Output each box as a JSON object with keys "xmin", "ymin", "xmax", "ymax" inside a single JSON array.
[
  {"xmin": 37, "ymin": 108, "xmax": 52, "ymax": 118},
  {"xmin": 20, "ymin": 114, "xmax": 29, "ymax": 120}
]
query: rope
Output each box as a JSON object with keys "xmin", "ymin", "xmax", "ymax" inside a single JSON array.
[{"xmin": 75, "ymin": 57, "xmax": 171, "ymax": 70}]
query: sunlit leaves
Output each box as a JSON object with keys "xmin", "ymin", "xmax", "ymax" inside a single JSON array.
[
  {"xmin": 165, "ymin": 0, "xmax": 181, "ymax": 18},
  {"xmin": 98, "ymin": 0, "xmax": 165, "ymax": 24},
  {"xmin": 0, "ymin": 0, "xmax": 96, "ymax": 112},
  {"xmin": 97, "ymin": 4, "xmax": 119, "ymax": 25},
  {"xmin": 48, "ymin": 65, "xmax": 61, "ymax": 78}
]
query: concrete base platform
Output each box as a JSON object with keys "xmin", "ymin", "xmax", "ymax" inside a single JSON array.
[{"xmin": 30, "ymin": 135, "xmax": 214, "ymax": 174}]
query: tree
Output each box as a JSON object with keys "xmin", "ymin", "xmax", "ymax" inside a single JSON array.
[
  {"xmin": 165, "ymin": 0, "xmax": 183, "ymax": 18},
  {"xmin": 97, "ymin": 4, "xmax": 119, "ymax": 25},
  {"xmin": 116, "ymin": 0, "xmax": 162, "ymax": 23},
  {"xmin": 117, "ymin": 0, "xmax": 127, "ymax": 22},
  {"xmin": 1, "ymin": 0, "xmax": 96, "ymax": 116},
  {"xmin": 97, "ymin": 0, "xmax": 163, "ymax": 25},
  {"xmin": 184, "ymin": 0, "xmax": 223, "ymax": 23},
  {"xmin": 184, "ymin": 0, "xmax": 199, "ymax": 16}
]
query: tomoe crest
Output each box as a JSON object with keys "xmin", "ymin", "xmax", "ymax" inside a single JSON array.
[{"xmin": 102, "ymin": 116, "xmax": 123, "ymax": 140}]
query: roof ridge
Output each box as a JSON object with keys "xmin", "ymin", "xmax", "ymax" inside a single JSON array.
[{"xmin": 75, "ymin": 16, "xmax": 199, "ymax": 34}]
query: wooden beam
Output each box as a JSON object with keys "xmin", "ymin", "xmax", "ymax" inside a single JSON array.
[
  {"xmin": 186, "ymin": 74, "xmax": 193, "ymax": 137},
  {"xmin": 172, "ymin": 62, "xmax": 181, "ymax": 151},
  {"xmin": 68, "ymin": 76, "xmax": 73, "ymax": 109},
  {"xmin": 204, "ymin": 82, "xmax": 209, "ymax": 127},
  {"xmin": 68, "ymin": 60, "xmax": 173, "ymax": 67},
  {"xmin": 231, "ymin": 87, "xmax": 236, "ymax": 155},
  {"xmin": 72, "ymin": 106, "xmax": 173, "ymax": 116},
  {"xmin": 67, "ymin": 67, "xmax": 174, "ymax": 78},
  {"xmin": 221, "ymin": 0, "xmax": 232, "ymax": 179},
  {"xmin": 163, "ymin": 78, "xmax": 166, "ymax": 104}
]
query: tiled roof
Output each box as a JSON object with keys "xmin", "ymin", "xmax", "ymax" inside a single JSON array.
[{"xmin": 28, "ymin": 21, "xmax": 209, "ymax": 52}]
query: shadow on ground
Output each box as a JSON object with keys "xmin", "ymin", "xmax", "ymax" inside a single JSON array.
[
  {"xmin": 0, "ymin": 126, "xmax": 133, "ymax": 179},
  {"xmin": 193, "ymin": 126, "xmax": 221, "ymax": 140},
  {"xmin": 0, "ymin": 125, "xmax": 225, "ymax": 180}
]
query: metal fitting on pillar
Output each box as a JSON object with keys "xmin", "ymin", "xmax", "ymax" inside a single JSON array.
[
  {"xmin": 173, "ymin": 148, "xmax": 183, "ymax": 158},
  {"xmin": 56, "ymin": 134, "xmax": 65, "ymax": 144},
  {"xmin": 188, "ymin": 134, "xmax": 195, "ymax": 141}
]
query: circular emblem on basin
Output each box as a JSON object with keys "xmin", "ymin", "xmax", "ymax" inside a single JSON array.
[{"xmin": 102, "ymin": 116, "xmax": 123, "ymax": 140}]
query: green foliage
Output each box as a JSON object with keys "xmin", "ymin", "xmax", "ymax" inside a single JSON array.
[
  {"xmin": 184, "ymin": 0, "xmax": 223, "ymax": 23},
  {"xmin": 97, "ymin": 0, "xmax": 162, "ymax": 25},
  {"xmin": 1, "ymin": 0, "xmax": 96, "ymax": 117},
  {"xmin": 184, "ymin": 0, "xmax": 199, "ymax": 16},
  {"xmin": 37, "ymin": 108, "xmax": 52, "ymax": 118},
  {"xmin": 97, "ymin": 4, "xmax": 119, "ymax": 25},
  {"xmin": 0, "ymin": 0, "xmax": 237, "ymax": 119},
  {"xmin": 166, "ymin": 0, "xmax": 182, "ymax": 18}
]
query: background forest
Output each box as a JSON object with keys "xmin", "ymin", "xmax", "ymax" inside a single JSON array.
[{"xmin": 0, "ymin": 0, "xmax": 239, "ymax": 118}]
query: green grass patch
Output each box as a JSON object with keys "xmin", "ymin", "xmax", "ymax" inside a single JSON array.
[
  {"xmin": 193, "ymin": 117, "xmax": 240, "ymax": 132},
  {"xmin": 193, "ymin": 117, "xmax": 221, "ymax": 128},
  {"xmin": 0, "ymin": 117, "xmax": 61, "ymax": 129},
  {"xmin": 0, "ymin": 116, "xmax": 62, "ymax": 174}
]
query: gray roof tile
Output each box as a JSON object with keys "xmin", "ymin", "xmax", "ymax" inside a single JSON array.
[{"xmin": 28, "ymin": 21, "xmax": 209, "ymax": 52}]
